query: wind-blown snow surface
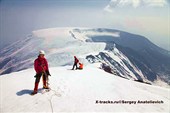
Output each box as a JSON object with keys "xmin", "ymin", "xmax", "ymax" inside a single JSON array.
[{"xmin": 0, "ymin": 66, "xmax": 169, "ymax": 113}]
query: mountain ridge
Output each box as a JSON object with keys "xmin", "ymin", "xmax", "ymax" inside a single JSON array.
[{"xmin": 0, "ymin": 27, "xmax": 169, "ymax": 86}]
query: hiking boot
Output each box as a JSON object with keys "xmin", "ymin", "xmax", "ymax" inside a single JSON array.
[
  {"xmin": 43, "ymin": 86, "xmax": 50, "ymax": 89},
  {"xmin": 31, "ymin": 91, "xmax": 37, "ymax": 95}
]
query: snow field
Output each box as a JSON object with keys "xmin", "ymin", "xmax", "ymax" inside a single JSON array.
[{"xmin": 0, "ymin": 66, "xmax": 169, "ymax": 112}]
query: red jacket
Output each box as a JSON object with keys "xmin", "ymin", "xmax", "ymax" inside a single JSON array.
[
  {"xmin": 74, "ymin": 57, "xmax": 79, "ymax": 63},
  {"xmin": 34, "ymin": 56, "xmax": 49, "ymax": 74}
]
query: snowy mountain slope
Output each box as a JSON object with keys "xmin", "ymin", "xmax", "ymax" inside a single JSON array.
[
  {"xmin": 0, "ymin": 28, "xmax": 106, "ymax": 75},
  {"xmin": 86, "ymin": 48, "xmax": 146, "ymax": 82},
  {"xmin": 0, "ymin": 27, "xmax": 169, "ymax": 86},
  {"xmin": 0, "ymin": 66, "xmax": 169, "ymax": 113},
  {"xmin": 71, "ymin": 28, "xmax": 170, "ymax": 84}
]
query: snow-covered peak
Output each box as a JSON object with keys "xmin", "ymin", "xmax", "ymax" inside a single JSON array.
[
  {"xmin": 71, "ymin": 28, "xmax": 120, "ymax": 42},
  {"xmin": 0, "ymin": 27, "xmax": 169, "ymax": 87},
  {"xmin": 32, "ymin": 27, "xmax": 120, "ymax": 42},
  {"xmin": 32, "ymin": 27, "xmax": 73, "ymax": 39},
  {"xmin": 0, "ymin": 27, "xmax": 107, "ymax": 75}
]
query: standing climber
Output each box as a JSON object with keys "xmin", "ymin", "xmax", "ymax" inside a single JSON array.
[
  {"xmin": 72, "ymin": 56, "xmax": 79, "ymax": 70},
  {"xmin": 31, "ymin": 50, "xmax": 51, "ymax": 95}
]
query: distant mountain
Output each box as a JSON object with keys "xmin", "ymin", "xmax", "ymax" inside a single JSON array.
[
  {"xmin": 72, "ymin": 28, "xmax": 170, "ymax": 84},
  {"xmin": 0, "ymin": 27, "xmax": 169, "ymax": 85}
]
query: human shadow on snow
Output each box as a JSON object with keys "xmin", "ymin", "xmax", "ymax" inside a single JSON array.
[{"xmin": 16, "ymin": 89, "xmax": 32, "ymax": 96}]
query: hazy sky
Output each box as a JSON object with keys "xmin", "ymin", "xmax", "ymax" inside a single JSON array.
[{"xmin": 0, "ymin": 0, "xmax": 169, "ymax": 50}]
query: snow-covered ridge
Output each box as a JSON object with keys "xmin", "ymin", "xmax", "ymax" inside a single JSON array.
[
  {"xmin": 86, "ymin": 48, "xmax": 146, "ymax": 81},
  {"xmin": 0, "ymin": 27, "xmax": 109, "ymax": 75},
  {"xmin": 0, "ymin": 27, "xmax": 120, "ymax": 76},
  {"xmin": 0, "ymin": 66, "xmax": 169, "ymax": 112},
  {"xmin": 32, "ymin": 27, "xmax": 120, "ymax": 42},
  {"xmin": 0, "ymin": 27, "xmax": 169, "ymax": 87}
]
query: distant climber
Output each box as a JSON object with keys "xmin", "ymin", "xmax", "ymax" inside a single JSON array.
[
  {"xmin": 31, "ymin": 50, "xmax": 51, "ymax": 95},
  {"xmin": 72, "ymin": 56, "xmax": 79, "ymax": 70},
  {"xmin": 78, "ymin": 62, "xmax": 83, "ymax": 70}
]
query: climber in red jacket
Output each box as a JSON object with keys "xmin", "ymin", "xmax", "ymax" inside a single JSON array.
[
  {"xmin": 72, "ymin": 56, "xmax": 79, "ymax": 70},
  {"xmin": 31, "ymin": 50, "xmax": 51, "ymax": 95}
]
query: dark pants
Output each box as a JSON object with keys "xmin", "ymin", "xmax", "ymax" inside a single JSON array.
[
  {"xmin": 33, "ymin": 72, "xmax": 47, "ymax": 92},
  {"xmin": 35, "ymin": 72, "xmax": 47, "ymax": 83},
  {"xmin": 72, "ymin": 62, "xmax": 78, "ymax": 70}
]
